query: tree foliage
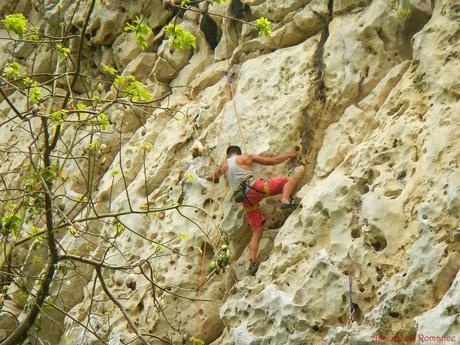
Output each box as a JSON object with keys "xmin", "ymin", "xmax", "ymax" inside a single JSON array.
[
  {"xmin": 2, "ymin": 13, "xmax": 28, "ymax": 38},
  {"xmin": 0, "ymin": 1, "xmax": 271, "ymax": 343},
  {"xmin": 124, "ymin": 16, "xmax": 153, "ymax": 49},
  {"xmin": 165, "ymin": 23, "xmax": 197, "ymax": 49}
]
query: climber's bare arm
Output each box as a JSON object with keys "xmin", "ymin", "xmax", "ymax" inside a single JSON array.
[
  {"xmin": 250, "ymin": 152, "xmax": 297, "ymax": 166},
  {"xmin": 205, "ymin": 161, "xmax": 227, "ymax": 183}
]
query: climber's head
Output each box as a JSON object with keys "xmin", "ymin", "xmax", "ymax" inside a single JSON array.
[{"xmin": 226, "ymin": 145, "xmax": 242, "ymax": 157}]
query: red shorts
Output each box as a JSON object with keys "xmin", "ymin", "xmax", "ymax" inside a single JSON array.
[{"xmin": 242, "ymin": 177, "xmax": 289, "ymax": 230}]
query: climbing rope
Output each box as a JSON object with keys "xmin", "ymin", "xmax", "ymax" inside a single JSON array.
[
  {"xmin": 224, "ymin": 16, "xmax": 248, "ymax": 153},
  {"xmin": 229, "ymin": 79, "xmax": 248, "ymax": 153},
  {"xmin": 194, "ymin": 14, "xmax": 248, "ymax": 335}
]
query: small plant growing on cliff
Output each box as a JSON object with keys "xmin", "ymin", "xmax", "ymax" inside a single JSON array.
[
  {"xmin": 165, "ymin": 23, "xmax": 196, "ymax": 49},
  {"xmin": 124, "ymin": 17, "xmax": 153, "ymax": 49},
  {"xmin": 389, "ymin": 0, "xmax": 412, "ymax": 17},
  {"xmin": 256, "ymin": 17, "xmax": 272, "ymax": 37},
  {"xmin": 188, "ymin": 336, "xmax": 205, "ymax": 345}
]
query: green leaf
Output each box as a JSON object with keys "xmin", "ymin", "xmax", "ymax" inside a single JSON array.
[
  {"xmin": 98, "ymin": 113, "xmax": 109, "ymax": 131},
  {"xmin": 1, "ymin": 203, "xmax": 22, "ymax": 236},
  {"xmin": 178, "ymin": 232, "xmax": 189, "ymax": 240},
  {"xmin": 189, "ymin": 336, "xmax": 205, "ymax": 345},
  {"xmin": 55, "ymin": 44, "xmax": 70, "ymax": 58},
  {"xmin": 114, "ymin": 75, "xmax": 152, "ymax": 101},
  {"xmin": 2, "ymin": 13, "xmax": 28, "ymax": 38},
  {"xmin": 124, "ymin": 17, "xmax": 153, "ymax": 50},
  {"xmin": 115, "ymin": 222, "xmax": 125, "ymax": 235},
  {"xmin": 88, "ymin": 140, "xmax": 100, "ymax": 152},
  {"xmin": 76, "ymin": 194, "xmax": 88, "ymax": 202},
  {"xmin": 50, "ymin": 109, "xmax": 68, "ymax": 125},
  {"xmin": 29, "ymin": 86, "xmax": 43, "ymax": 104},
  {"xmin": 185, "ymin": 172, "xmax": 195, "ymax": 182},
  {"xmin": 27, "ymin": 26, "xmax": 40, "ymax": 41},
  {"xmin": 3, "ymin": 62, "xmax": 20, "ymax": 79},
  {"xmin": 123, "ymin": 80, "xmax": 152, "ymax": 101},
  {"xmin": 31, "ymin": 256, "xmax": 44, "ymax": 264},
  {"xmin": 256, "ymin": 17, "xmax": 272, "ymax": 37},
  {"xmin": 75, "ymin": 102, "xmax": 88, "ymax": 110},
  {"xmin": 23, "ymin": 77, "xmax": 34, "ymax": 86},
  {"xmin": 164, "ymin": 24, "xmax": 196, "ymax": 50},
  {"xmin": 101, "ymin": 64, "xmax": 117, "ymax": 76},
  {"xmin": 136, "ymin": 141, "xmax": 152, "ymax": 151},
  {"xmin": 31, "ymin": 226, "xmax": 43, "ymax": 234}
]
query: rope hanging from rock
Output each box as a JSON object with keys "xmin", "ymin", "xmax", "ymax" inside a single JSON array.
[
  {"xmin": 224, "ymin": 16, "xmax": 248, "ymax": 153},
  {"xmin": 194, "ymin": 15, "xmax": 247, "ymax": 336}
]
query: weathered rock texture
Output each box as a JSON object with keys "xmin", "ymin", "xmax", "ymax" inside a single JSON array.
[{"xmin": 0, "ymin": 0, "xmax": 459, "ymax": 344}]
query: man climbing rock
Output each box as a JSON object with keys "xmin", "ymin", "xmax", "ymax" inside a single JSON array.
[{"xmin": 206, "ymin": 145, "xmax": 298, "ymax": 276}]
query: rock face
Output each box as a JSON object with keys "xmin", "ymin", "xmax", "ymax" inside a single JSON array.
[{"xmin": 0, "ymin": 0, "xmax": 459, "ymax": 344}]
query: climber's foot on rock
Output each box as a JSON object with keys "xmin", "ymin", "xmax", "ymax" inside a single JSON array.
[
  {"xmin": 280, "ymin": 199, "xmax": 298, "ymax": 209},
  {"xmin": 249, "ymin": 260, "xmax": 259, "ymax": 276}
]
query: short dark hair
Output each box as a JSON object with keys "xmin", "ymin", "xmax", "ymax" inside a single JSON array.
[{"xmin": 226, "ymin": 145, "xmax": 242, "ymax": 156}]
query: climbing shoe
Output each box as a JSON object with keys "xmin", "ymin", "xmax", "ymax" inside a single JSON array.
[
  {"xmin": 280, "ymin": 199, "xmax": 298, "ymax": 209},
  {"xmin": 249, "ymin": 260, "xmax": 259, "ymax": 276}
]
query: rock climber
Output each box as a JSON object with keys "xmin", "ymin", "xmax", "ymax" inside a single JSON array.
[{"xmin": 206, "ymin": 145, "xmax": 298, "ymax": 275}]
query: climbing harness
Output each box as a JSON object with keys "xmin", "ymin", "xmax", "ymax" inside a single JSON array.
[
  {"xmin": 232, "ymin": 175, "xmax": 254, "ymax": 203},
  {"xmin": 234, "ymin": 176, "xmax": 270, "ymax": 204}
]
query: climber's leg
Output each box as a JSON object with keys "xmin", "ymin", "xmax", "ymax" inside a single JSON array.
[
  {"xmin": 243, "ymin": 200, "xmax": 265, "ymax": 275},
  {"xmin": 266, "ymin": 176, "xmax": 296, "ymax": 202},
  {"xmin": 281, "ymin": 176, "xmax": 296, "ymax": 203},
  {"xmin": 249, "ymin": 225, "xmax": 263, "ymax": 263}
]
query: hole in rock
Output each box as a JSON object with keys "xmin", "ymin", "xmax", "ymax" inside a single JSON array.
[
  {"xmin": 351, "ymin": 228, "xmax": 361, "ymax": 238},
  {"xmin": 371, "ymin": 236, "xmax": 387, "ymax": 251},
  {"xmin": 384, "ymin": 189, "xmax": 402, "ymax": 199},
  {"xmin": 358, "ymin": 183, "xmax": 370, "ymax": 194},
  {"xmin": 137, "ymin": 299, "xmax": 144, "ymax": 312},
  {"xmin": 200, "ymin": 14, "xmax": 220, "ymax": 50},
  {"xmin": 389, "ymin": 311, "xmax": 401, "ymax": 318},
  {"xmin": 399, "ymin": 8, "xmax": 432, "ymax": 60},
  {"xmin": 203, "ymin": 198, "xmax": 214, "ymax": 211},
  {"xmin": 397, "ymin": 170, "xmax": 406, "ymax": 179}
]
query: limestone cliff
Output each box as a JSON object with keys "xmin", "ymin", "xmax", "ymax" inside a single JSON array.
[{"xmin": 0, "ymin": 0, "xmax": 459, "ymax": 344}]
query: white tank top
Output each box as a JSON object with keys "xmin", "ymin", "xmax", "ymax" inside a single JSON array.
[{"xmin": 227, "ymin": 156, "xmax": 253, "ymax": 190}]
